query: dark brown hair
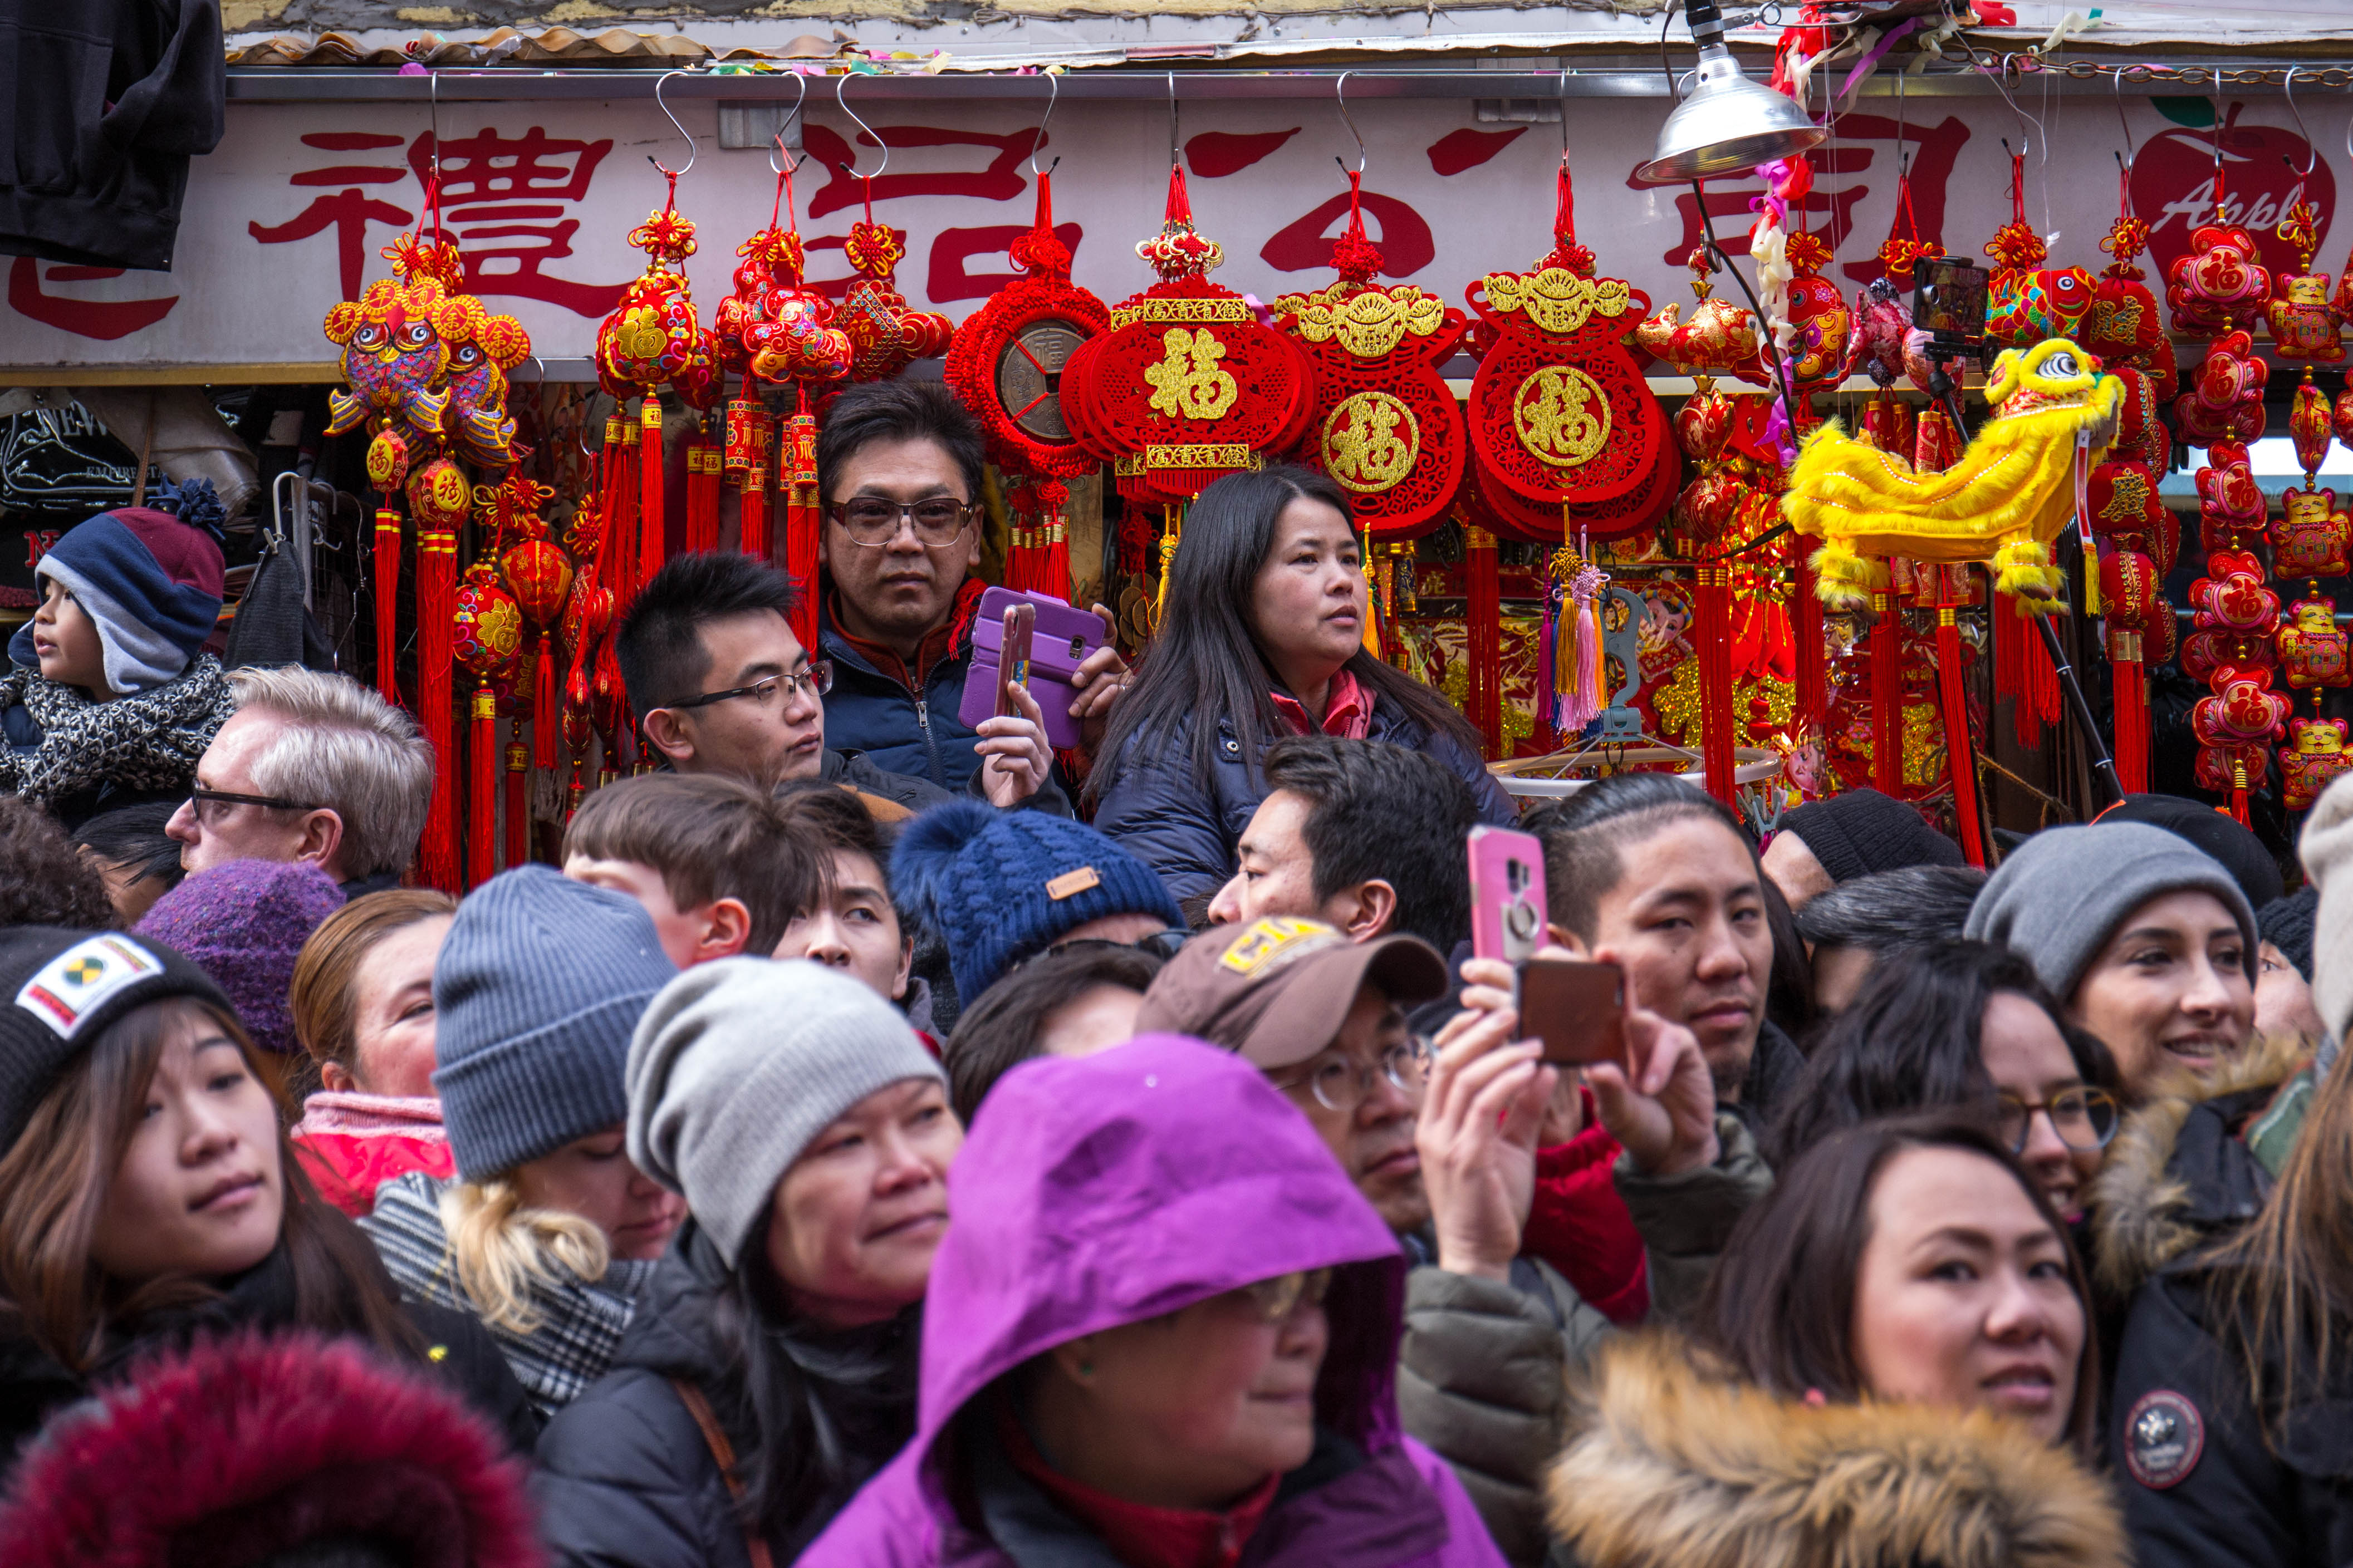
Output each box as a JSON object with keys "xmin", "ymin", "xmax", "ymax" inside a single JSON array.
[
  {"xmin": 1692, "ymin": 1110, "xmax": 2100, "ymax": 1456},
  {"xmin": 0, "ymin": 996, "xmax": 423, "ymax": 1373},
  {"xmin": 290, "ymin": 887, "xmax": 459, "ymax": 1086},
  {"xmin": 943, "ymin": 943, "xmax": 1164, "ymax": 1124},
  {"xmin": 0, "ymin": 796, "xmax": 115, "ymax": 929},
  {"xmin": 772, "ymin": 780, "xmax": 898, "ymax": 906},
  {"xmin": 1522, "ymin": 771, "xmax": 1758, "ymax": 943},
  {"xmin": 564, "ymin": 773, "xmax": 825, "ymax": 954}
]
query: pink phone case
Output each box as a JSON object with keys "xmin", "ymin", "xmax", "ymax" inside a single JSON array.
[
  {"xmin": 1467, "ymin": 825, "xmax": 1548, "ymax": 967},
  {"xmin": 959, "ymin": 588, "xmax": 1105, "ymax": 749}
]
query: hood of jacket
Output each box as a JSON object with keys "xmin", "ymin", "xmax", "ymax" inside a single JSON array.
[
  {"xmin": 913, "ymin": 1032, "xmax": 1408, "ymax": 1466},
  {"xmin": 2088, "ymin": 1030, "xmax": 2307, "ymax": 1300},
  {"xmin": 1548, "ymin": 1334, "xmax": 2129, "ymax": 1568}
]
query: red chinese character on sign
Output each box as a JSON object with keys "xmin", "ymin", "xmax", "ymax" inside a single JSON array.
[
  {"xmin": 408, "ymin": 129, "xmax": 626, "ymax": 317},
  {"xmin": 928, "ymin": 223, "xmax": 1085, "ymax": 304},
  {"xmin": 248, "ymin": 132, "xmax": 416, "ymax": 300},
  {"xmin": 6, "ymin": 259, "xmax": 179, "ymax": 340},
  {"xmin": 802, "ymin": 125, "xmax": 1038, "ymax": 218},
  {"xmin": 1636, "ymin": 114, "xmax": 1972, "ymax": 286}
]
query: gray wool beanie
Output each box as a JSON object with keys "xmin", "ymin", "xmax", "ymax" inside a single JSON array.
[
  {"xmin": 432, "ymin": 865, "xmax": 679, "ymax": 1181},
  {"xmin": 1964, "ymin": 821, "xmax": 2258, "ymax": 1004},
  {"xmin": 628, "ymin": 957, "xmax": 946, "ymax": 1266}
]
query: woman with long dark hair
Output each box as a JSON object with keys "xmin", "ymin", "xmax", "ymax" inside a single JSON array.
[
  {"xmin": 1090, "ymin": 465, "xmax": 1513, "ymax": 904},
  {"xmin": 0, "ymin": 926, "xmax": 533, "ymax": 1471},
  {"xmin": 1769, "ymin": 942, "xmax": 2122, "ymax": 1223},
  {"xmin": 1547, "ymin": 1113, "xmax": 2127, "ymax": 1567},
  {"xmin": 535, "ymin": 957, "xmax": 959, "ymax": 1564}
]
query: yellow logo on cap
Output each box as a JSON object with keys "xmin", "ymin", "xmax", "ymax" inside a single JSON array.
[{"xmin": 1219, "ymin": 917, "xmax": 1341, "ymax": 976}]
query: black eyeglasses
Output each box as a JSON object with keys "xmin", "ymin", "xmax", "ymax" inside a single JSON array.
[
  {"xmin": 828, "ymin": 498, "xmax": 975, "ymax": 548},
  {"xmin": 1050, "ymin": 927, "xmax": 1194, "ymax": 964},
  {"xmin": 666, "ymin": 663, "xmax": 833, "ymax": 712},
  {"xmin": 187, "ymin": 786, "xmax": 318, "ymax": 821}
]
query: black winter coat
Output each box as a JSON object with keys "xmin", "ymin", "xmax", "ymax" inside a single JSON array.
[
  {"xmin": 0, "ymin": 1242, "xmax": 537, "ymax": 1478},
  {"xmin": 1094, "ymin": 707, "xmax": 1519, "ymax": 907},
  {"xmin": 2111, "ymin": 1262, "xmax": 2353, "ymax": 1568},
  {"xmin": 533, "ymin": 1225, "xmax": 920, "ymax": 1568},
  {"xmin": 0, "ymin": 0, "xmax": 225, "ymax": 271}
]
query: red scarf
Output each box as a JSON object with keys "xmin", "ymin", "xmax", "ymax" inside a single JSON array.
[
  {"xmin": 994, "ymin": 1395, "xmax": 1280, "ymax": 1568},
  {"xmin": 1268, "ymin": 667, "xmax": 1372, "ymax": 740}
]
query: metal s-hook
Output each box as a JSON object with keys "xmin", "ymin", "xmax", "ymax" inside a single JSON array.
[
  {"xmin": 1981, "ymin": 58, "xmax": 2041, "ymax": 167},
  {"xmin": 1335, "ymin": 70, "xmax": 1366, "ymax": 176},
  {"xmin": 1028, "ymin": 70, "xmax": 1060, "ymax": 180},
  {"xmin": 1558, "ymin": 67, "xmax": 1570, "ymax": 155},
  {"xmin": 770, "ymin": 72, "xmax": 810, "ymax": 175},
  {"xmin": 2282, "ymin": 65, "xmax": 2318, "ymax": 178},
  {"xmin": 1168, "ymin": 71, "xmax": 1179, "ymax": 169},
  {"xmin": 650, "ymin": 69, "xmax": 698, "ymax": 179},
  {"xmin": 836, "ymin": 72, "xmax": 888, "ymax": 180},
  {"xmin": 2112, "ymin": 69, "xmax": 2135, "ymax": 177}
]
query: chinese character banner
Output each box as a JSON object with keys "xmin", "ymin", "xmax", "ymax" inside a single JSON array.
[{"xmin": 0, "ymin": 94, "xmax": 2334, "ymax": 367}]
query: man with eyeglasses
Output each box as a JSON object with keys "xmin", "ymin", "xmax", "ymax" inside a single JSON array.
[
  {"xmin": 813, "ymin": 381, "xmax": 1129, "ymax": 797},
  {"xmin": 1138, "ymin": 916, "xmax": 1768, "ymax": 1564},
  {"xmin": 619, "ymin": 551, "xmax": 1063, "ymax": 815}
]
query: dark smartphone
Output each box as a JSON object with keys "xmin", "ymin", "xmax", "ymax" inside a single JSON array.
[
  {"xmin": 994, "ymin": 603, "xmax": 1037, "ymax": 718},
  {"xmin": 1517, "ymin": 956, "xmax": 1626, "ymax": 1066}
]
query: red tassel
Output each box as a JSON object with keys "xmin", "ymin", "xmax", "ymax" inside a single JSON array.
[
  {"xmin": 2231, "ymin": 754, "xmax": 2253, "ymax": 827},
  {"xmin": 468, "ymin": 689, "xmax": 496, "ymax": 889},
  {"xmin": 1038, "ymin": 478, "xmax": 1071, "ymax": 602},
  {"xmin": 639, "ymin": 395, "xmax": 665, "ymax": 592},
  {"xmin": 531, "ymin": 633, "xmax": 559, "ymax": 773},
  {"xmin": 373, "ymin": 507, "xmax": 403, "ymax": 706},
  {"xmin": 684, "ymin": 437, "xmax": 717, "ymax": 553},
  {"xmin": 2020, "ymin": 618, "xmax": 2062, "ymax": 750},
  {"xmin": 415, "ymin": 527, "xmax": 459, "ymax": 893},
  {"xmin": 505, "ymin": 720, "xmax": 530, "ymax": 871},
  {"xmin": 1697, "ymin": 564, "xmax": 1736, "ymax": 804},
  {"xmin": 1934, "ymin": 606, "xmax": 1987, "ymax": 867},
  {"xmin": 741, "ymin": 456, "xmax": 772, "ymax": 567},
  {"xmin": 2110, "ymin": 630, "xmax": 2150, "ymax": 795},
  {"xmin": 1465, "ymin": 527, "xmax": 1502, "ymax": 758},
  {"xmin": 784, "ymin": 401, "xmax": 820, "ymax": 651},
  {"xmin": 1871, "ymin": 587, "xmax": 1902, "ymax": 796}
]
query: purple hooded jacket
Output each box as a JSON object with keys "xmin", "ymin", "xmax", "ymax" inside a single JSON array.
[{"xmin": 800, "ymin": 1033, "xmax": 1505, "ymax": 1567}]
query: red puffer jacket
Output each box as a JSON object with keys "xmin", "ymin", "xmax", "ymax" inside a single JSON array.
[{"xmin": 290, "ymin": 1092, "xmax": 455, "ymax": 1216}]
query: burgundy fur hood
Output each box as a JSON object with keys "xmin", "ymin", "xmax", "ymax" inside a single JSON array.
[{"xmin": 0, "ymin": 1330, "xmax": 541, "ymax": 1568}]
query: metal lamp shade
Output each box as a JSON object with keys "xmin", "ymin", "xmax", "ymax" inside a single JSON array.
[{"xmin": 1633, "ymin": 45, "xmax": 1826, "ymax": 187}]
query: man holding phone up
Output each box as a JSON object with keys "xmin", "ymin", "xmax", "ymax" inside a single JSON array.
[
  {"xmin": 815, "ymin": 381, "xmax": 1130, "ymax": 795},
  {"xmin": 1136, "ymin": 916, "xmax": 1769, "ymax": 1566}
]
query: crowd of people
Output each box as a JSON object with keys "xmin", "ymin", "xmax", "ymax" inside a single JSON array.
[{"xmin": 0, "ymin": 376, "xmax": 2348, "ymax": 1567}]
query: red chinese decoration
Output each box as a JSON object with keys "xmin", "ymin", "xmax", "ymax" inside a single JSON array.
[{"xmin": 1983, "ymin": 145, "xmax": 2092, "ymax": 349}]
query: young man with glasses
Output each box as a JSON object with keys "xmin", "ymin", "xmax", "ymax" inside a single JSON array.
[
  {"xmin": 1138, "ymin": 916, "xmax": 1769, "ymax": 1565},
  {"xmin": 814, "ymin": 381, "xmax": 1129, "ymax": 795},
  {"xmin": 618, "ymin": 551, "xmax": 1063, "ymax": 814}
]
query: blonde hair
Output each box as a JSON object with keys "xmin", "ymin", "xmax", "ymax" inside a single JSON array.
[
  {"xmin": 438, "ymin": 1179, "xmax": 613, "ymax": 1335},
  {"xmin": 228, "ymin": 666, "xmax": 434, "ymax": 881}
]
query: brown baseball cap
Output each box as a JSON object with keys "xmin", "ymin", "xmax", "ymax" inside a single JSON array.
[{"xmin": 1134, "ymin": 916, "xmax": 1450, "ymax": 1071}]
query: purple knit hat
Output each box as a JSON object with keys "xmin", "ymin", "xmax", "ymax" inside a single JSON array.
[{"xmin": 135, "ymin": 860, "xmax": 347, "ymax": 1056}]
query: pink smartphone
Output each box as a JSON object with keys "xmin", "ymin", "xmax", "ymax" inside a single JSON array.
[
  {"xmin": 993, "ymin": 604, "xmax": 1037, "ymax": 718},
  {"xmin": 1518, "ymin": 956, "xmax": 1626, "ymax": 1066},
  {"xmin": 1468, "ymin": 825, "xmax": 1548, "ymax": 967}
]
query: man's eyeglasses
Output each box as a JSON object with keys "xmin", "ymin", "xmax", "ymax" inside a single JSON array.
[
  {"xmin": 1274, "ymin": 1039, "xmax": 1433, "ymax": 1114},
  {"xmin": 186, "ymin": 787, "xmax": 317, "ymax": 826},
  {"xmin": 829, "ymin": 498, "xmax": 975, "ymax": 548},
  {"xmin": 1994, "ymin": 1087, "xmax": 2120, "ymax": 1154},
  {"xmin": 666, "ymin": 663, "xmax": 833, "ymax": 713}
]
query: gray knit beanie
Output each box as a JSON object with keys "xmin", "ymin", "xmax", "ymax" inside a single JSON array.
[
  {"xmin": 433, "ymin": 865, "xmax": 679, "ymax": 1181},
  {"xmin": 627, "ymin": 957, "xmax": 946, "ymax": 1266},
  {"xmin": 1964, "ymin": 821, "xmax": 2257, "ymax": 1004}
]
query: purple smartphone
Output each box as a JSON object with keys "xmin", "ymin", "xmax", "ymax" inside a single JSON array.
[{"xmin": 958, "ymin": 587, "xmax": 1106, "ymax": 749}]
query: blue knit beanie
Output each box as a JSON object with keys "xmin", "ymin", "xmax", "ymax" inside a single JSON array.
[
  {"xmin": 431, "ymin": 864, "xmax": 679, "ymax": 1181},
  {"xmin": 893, "ymin": 800, "xmax": 1184, "ymax": 1003},
  {"xmin": 6, "ymin": 480, "xmax": 226, "ymax": 694}
]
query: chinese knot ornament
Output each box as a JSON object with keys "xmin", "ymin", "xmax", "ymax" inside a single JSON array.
[
  {"xmin": 1271, "ymin": 168, "xmax": 1469, "ymax": 539},
  {"xmin": 838, "ymin": 214, "xmax": 955, "ymax": 382},
  {"xmin": 1464, "ymin": 154, "xmax": 1670, "ymax": 542}
]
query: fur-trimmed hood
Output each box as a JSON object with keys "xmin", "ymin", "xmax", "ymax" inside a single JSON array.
[
  {"xmin": 0, "ymin": 1330, "xmax": 541, "ymax": 1568},
  {"xmin": 1547, "ymin": 1334, "xmax": 2127, "ymax": 1568},
  {"xmin": 2087, "ymin": 1031, "xmax": 2307, "ymax": 1300}
]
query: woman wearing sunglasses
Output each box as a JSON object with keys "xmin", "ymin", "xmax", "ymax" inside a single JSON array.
[
  {"xmin": 1769, "ymin": 941, "xmax": 2122, "ymax": 1227},
  {"xmin": 801, "ymin": 1032, "xmax": 1506, "ymax": 1566}
]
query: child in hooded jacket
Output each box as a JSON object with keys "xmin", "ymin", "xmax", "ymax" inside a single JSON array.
[{"xmin": 0, "ymin": 480, "xmax": 233, "ymax": 828}]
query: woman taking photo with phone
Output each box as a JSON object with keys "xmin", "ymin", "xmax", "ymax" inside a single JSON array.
[
  {"xmin": 1090, "ymin": 465, "xmax": 1514, "ymax": 906},
  {"xmin": 1547, "ymin": 1113, "xmax": 2127, "ymax": 1568}
]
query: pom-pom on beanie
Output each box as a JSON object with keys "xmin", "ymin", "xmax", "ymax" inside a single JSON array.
[
  {"xmin": 432, "ymin": 865, "xmax": 677, "ymax": 1181},
  {"xmin": 628, "ymin": 957, "xmax": 945, "ymax": 1267},
  {"xmin": 1964, "ymin": 822, "xmax": 2257, "ymax": 1004},
  {"xmin": 1775, "ymin": 787, "xmax": 1964, "ymax": 885},
  {"xmin": 892, "ymin": 799, "xmax": 1183, "ymax": 1004},
  {"xmin": 7, "ymin": 479, "xmax": 227, "ymax": 694},
  {"xmin": 135, "ymin": 858, "xmax": 346, "ymax": 1058}
]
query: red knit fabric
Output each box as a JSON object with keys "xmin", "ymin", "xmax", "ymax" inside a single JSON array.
[
  {"xmin": 1520, "ymin": 1087, "xmax": 1650, "ymax": 1326},
  {"xmin": 114, "ymin": 509, "xmax": 225, "ymax": 596}
]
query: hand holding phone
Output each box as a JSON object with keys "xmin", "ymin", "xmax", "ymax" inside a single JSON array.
[
  {"xmin": 993, "ymin": 603, "xmax": 1037, "ymax": 719},
  {"xmin": 1516, "ymin": 955, "xmax": 1626, "ymax": 1066}
]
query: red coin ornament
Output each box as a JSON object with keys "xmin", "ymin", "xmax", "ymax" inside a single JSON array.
[
  {"xmin": 1058, "ymin": 163, "xmax": 1316, "ymax": 506},
  {"xmin": 1271, "ymin": 169, "xmax": 1469, "ymax": 539},
  {"xmin": 1464, "ymin": 154, "xmax": 1668, "ymax": 541}
]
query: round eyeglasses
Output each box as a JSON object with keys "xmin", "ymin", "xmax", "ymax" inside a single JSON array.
[
  {"xmin": 1275, "ymin": 1039, "xmax": 1433, "ymax": 1114},
  {"xmin": 828, "ymin": 498, "xmax": 975, "ymax": 548},
  {"xmin": 1994, "ymin": 1087, "xmax": 2120, "ymax": 1154}
]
